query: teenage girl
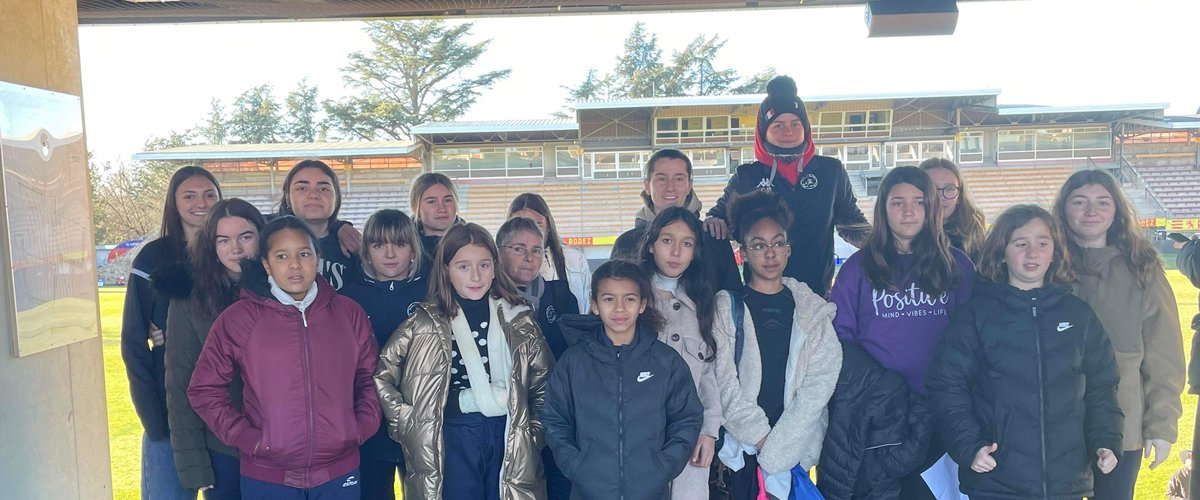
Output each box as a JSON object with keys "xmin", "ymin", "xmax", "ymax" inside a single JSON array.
[
  {"xmin": 409, "ymin": 172, "xmax": 462, "ymax": 260},
  {"xmin": 919, "ymin": 158, "xmax": 986, "ymax": 261},
  {"xmin": 275, "ymin": 159, "xmax": 360, "ymax": 290}
]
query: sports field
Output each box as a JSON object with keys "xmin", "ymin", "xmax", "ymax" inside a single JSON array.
[{"xmin": 99, "ymin": 273, "xmax": 1199, "ymax": 500}]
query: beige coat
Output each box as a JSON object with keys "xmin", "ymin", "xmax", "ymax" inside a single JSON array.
[
  {"xmin": 1072, "ymin": 246, "xmax": 1184, "ymax": 451},
  {"xmin": 374, "ymin": 298, "xmax": 553, "ymax": 500}
]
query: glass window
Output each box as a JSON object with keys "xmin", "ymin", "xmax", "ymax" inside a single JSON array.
[
  {"xmin": 591, "ymin": 153, "xmax": 617, "ymax": 179},
  {"xmin": 707, "ymin": 116, "xmax": 730, "ymax": 130},
  {"xmin": 819, "ymin": 112, "xmax": 843, "ymax": 126},
  {"xmin": 656, "ymin": 118, "xmax": 679, "ymax": 131},
  {"xmin": 958, "ymin": 132, "xmax": 984, "ymax": 163},
  {"xmin": 847, "ymin": 112, "xmax": 867, "ymax": 132},
  {"xmin": 869, "ymin": 110, "xmax": 892, "ymax": 125},
  {"xmin": 687, "ymin": 148, "xmax": 727, "ymax": 176},
  {"xmin": 555, "ymin": 146, "xmax": 580, "ymax": 177}
]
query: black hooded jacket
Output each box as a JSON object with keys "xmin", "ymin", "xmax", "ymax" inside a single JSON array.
[
  {"xmin": 926, "ymin": 281, "xmax": 1123, "ymax": 499},
  {"xmin": 543, "ymin": 314, "xmax": 703, "ymax": 500},
  {"xmin": 1177, "ymin": 238, "xmax": 1200, "ymax": 394},
  {"xmin": 817, "ymin": 341, "xmax": 932, "ymax": 500}
]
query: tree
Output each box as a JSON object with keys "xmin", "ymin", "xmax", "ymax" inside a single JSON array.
[
  {"xmin": 197, "ymin": 98, "xmax": 228, "ymax": 145},
  {"xmin": 283, "ymin": 78, "xmax": 319, "ymax": 143},
  {"xmin": 324, "ymin": 20, "xmax": 511, "ymax": 140},
  {"xmin": 669, "ymin": 35, "xmax": 738, "ymax": 96},
  {"xmin": 609, "ymin": 22, "xmax": 668, "ymax": 99},
  {"xmin": 228, "ymin": 84, "xmax": 282, "ymax": 144},
  {"xmin": 553, "ymin": 68, "xmax": 608, "ymax": 119},
  {"xmin": 731, "ymin": 67, "xmax": 778, "ymax": 95},
  {"xmin": 89, "ymin": 132, "xmax": 191, "ymax": 243}
]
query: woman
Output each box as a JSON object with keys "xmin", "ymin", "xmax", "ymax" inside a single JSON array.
[
  {"xmin": 829, "ymin": 166, "xmax": 975, "ymax": 499},
  {"xmin": 508, "ymin": 192, "xmax": 592, "ymax": 313},
  {"xmin": 275, "ymin": 159, "xmax": 360, "ymax": 290},
  {"xmin": 189, "ymin": 216, "xmax": 381, "ymax": 499},
  {"xmin": 919, "ymin": 158, "xmax": 986, "ymax": 261},
  {"xmin": 374, "ymin": 223, "xmax": 552, "ymax": 500},
  {"xmin": 1052, "ymin": 169, "xmax": 1185, "ymax": 500},
  {"xmin": 122, "ymin": 165, "xmax": 220, "ymax": 500},
  {"xmin": 156, "ymin": 198, "xmax": 265, "ymax": 500},
  {"xmin": 409, "ymin": 172, "xmax": 463, "ymax": 260}
]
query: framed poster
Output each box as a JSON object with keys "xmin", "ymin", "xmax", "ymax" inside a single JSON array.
[{"xmin": 0, "ymin": 81, "xmax": 100, "ymax": 357}]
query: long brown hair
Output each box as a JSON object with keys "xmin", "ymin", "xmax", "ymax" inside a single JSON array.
[
  {"xmin": 636, "ymin": 207, "xmax": 716, "ymax": 359},
  {"xmin": 976, "ymin": 204, "xmax": 1074, "ymax": 286},
  {"xmin": 863, "ymin": 166, "xmax": 959, "ymax": 295},
  {"xmin": 920, "ymin": 158, "xmax": 986, "ymax": 260},
  {"xmin": 189, "ymin": 198, "xmax": 266, "ymax": 317},
  {"xmin": 161, "ymin": 166, "xmax": 222, "ymax": 261},
  {"xmin": 427, "ymin": 223, "xmax": 527, "ymax": 316},
  {"xmin": 507, "ymin": 193, "xmax": 568, "ymax": 287},
  {"xmin": 276, "ymin": 160, "xmax": 343, "ymax": 224},
  {"xmin": 1051, "ymin": 169, "xmax": 1162, "ymax": 287},
  {"xmin": 410, "ymin": 172, "xmax": 459, "ymax": 232}
]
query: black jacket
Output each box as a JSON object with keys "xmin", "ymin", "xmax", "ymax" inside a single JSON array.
[
  {"xmin": 1177, "ymin": 239, "xmax": 1200, "ymax": 394},
  {"xmin": 817, "ymin": 342, "xmax": 932, "ymax": 500},
  {"xmin": 543, "ymin": 314, "xmax": 703, "ymax": 500},
  {"xmin": 338, "ymin": 271, "xmax": 429, "ymax": 463},
  {"xmin": 121, "ymin": 238, "xmax": 182, "ymax": 441},
  {"xmin": 525, "ymin": 278, "xmax": 580, "ymax": 359},
  {"xmin": 611, "ymin": 223, "xmax": 742, "ymax": 293},
  {"xmin": 707, "ymin": 157, "xmax": 867, "ymax": 297},
  {"xmin": 927, "ymin": 281, "xmax": 1123, "ymax": 499}
]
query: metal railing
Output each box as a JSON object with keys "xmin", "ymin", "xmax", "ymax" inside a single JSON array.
[{"xmin": 1111, "ymin": 156, "xmax": 1169, "ymax": 217}]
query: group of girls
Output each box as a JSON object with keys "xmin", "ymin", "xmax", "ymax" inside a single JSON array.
[{"xmin": 122, "ymin": 147, "xmax": 1185, "ymax": 500}]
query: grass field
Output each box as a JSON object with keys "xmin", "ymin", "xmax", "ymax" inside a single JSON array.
[{"xmin": 99, "ymin": 274, "xmax": 1200, "ymax": 500}]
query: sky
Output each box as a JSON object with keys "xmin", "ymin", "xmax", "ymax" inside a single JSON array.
[{"xmin": 78, "ymin": 0, "xmax": 1200, "ymax": 163}]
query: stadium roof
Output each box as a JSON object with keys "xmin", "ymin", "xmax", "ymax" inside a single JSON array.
[
  {"xmin": 997, "ymin": 103, "xmax": 1169, "ymax": 116},
  {"xmin": 575, "ymin": 89, "xmax": 1003, "ymax": 110},
  {"xmin": 411, "ymin": 120, "xmax": 577, "ymax": 135},
  {"xmin": 133, "ymin": 141, "xmax": 417, "ymax": 161},
  {"xmin": 1121, "ymin": 116, "xmax": 1200, "ymax": 130}
]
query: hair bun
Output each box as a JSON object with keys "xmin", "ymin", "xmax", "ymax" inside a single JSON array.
[{"xmin": 765, "ymin": 76, "xmax": 797, "ymax": 99}]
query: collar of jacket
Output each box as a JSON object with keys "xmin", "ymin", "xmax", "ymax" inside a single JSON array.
[
  {"xmin": 237, "ymin": 257, "xmax": 337, "ymax": 314},
  {"xmin": 654, "ymin": 281, "xmax": 696, "ymax": 312},
  {"xmin": 1075, "ymin": 245, "xmax": 1122, "ymax": 280},
  {"xmin": 558, "ymin": 313, "xmax": 657, "ymax": 362},
  {"xmin": 633, "ymin": 190, "xmax": 704, "ymax": 227},
  {"xmin": 973, "ymin": 279, "xmax": 1069, "ymax": 310},
  {"xmin": 150, "ymin": 258, "xmax": 195, "ymax": 300},
  {"xmin": 357, "ymin": 270, "xmax": 425, "ymax": 293}
]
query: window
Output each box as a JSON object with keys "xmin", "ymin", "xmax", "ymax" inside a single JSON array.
[
  {"xmin": 586, "ymin": 151, "xmax": 648, "ymax": 179},
  {"xmin": 655, "ymin": 115, "xmax": 753, "ymax": 145},
  {"xmin": 958, "ymin": 132, "xmax": 984, "ymax": 163},
  {"xmin": 813, "ymin": 110, "xmax": 892, "ymax": 139},
  {"xmin": 1125, "ymin": 131, "xmax": 1191, "ymax": 144},
  {"xmin": 555, "ymin": 145, "xmax": 580, "ymax": 177},
  {"xmin": 885, "ymin": 140, "xmax": 954, "ymax": 167},
  {"xmin": 685, "ymin": 149, "xmax": 728, "ymax": 176},
  {"xmin": 816, "ymin": 144, "xmax": 879, "ymax": 170},
  {"xmin": 432, "ymin": 146, "xmax": 545, "ymax": 179},
  {"xmin": 997, "ymin": 127, "xmax": 1110, "ymax": 161}
]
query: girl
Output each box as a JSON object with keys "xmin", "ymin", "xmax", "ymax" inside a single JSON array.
[
  {"xmin": 920, "ymin": 158, "xmax": 986, "ymax": 261},
  {"xmin": 508, "ymin": 192, "xmax": 592, "ymax": 313},
  {"xmin": 338, "ymin": 209, "xmax": 428, "ymax": 500},
  {"xmin": 157, "ymin": 198, "xmax": 265, "ymax": 500},
  {"xmin": 374, "ymin": 223, "xmax": 551, "ymax": 500},
  {"xmin": 496, "ymin": 216, "xmax": 579, "ymax": 500},
  {"xmin": 543, "ymin": 260, "xmax": 703, "ymax": 500},
  {"xmin": 276, "ymin": 159, "xmax": 361, "ymax": 290},
  {"xmin": 410, "ymin": 172, "xmax": 463, "ymax": 260},
  {"xmin": 927, "ymin": 204, "xmax": 1123, "ymax": 500},
  {"xmin": 189, "ymin": 216, "xmax": 381, "ymax": 499},
  {"xmin": 829, "ymin": 165, "xmax": 974, "ymax": 499},
  {"xmin": 1052, "ymin": 170, "xmax": 1184, "ymax": 499},
  {"xmin": 635, "ymin": 207, "xmax": 721, "ymax": 500},
  {"xmin": 122, "ymin": 165, "xmax": 220, "ymax": 500},
  {"xmin": 712, "ymin": 191, "xmax": 842, "ymax": 500}
]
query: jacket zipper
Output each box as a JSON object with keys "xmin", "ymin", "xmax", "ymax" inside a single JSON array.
[
  {"xmin": 1031, "ymin": 297, "xmax": 1049, "ymax": 499},
  {"xmin": 616, "ymin": 349, "xmax": 625, "ymax": 500},
  {"xmin": 300, "ymin": 309, "xmax": 316, "ymax": 482}
]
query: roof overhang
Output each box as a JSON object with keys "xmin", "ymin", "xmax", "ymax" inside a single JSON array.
[
  {"xmin": 132, "ymin": 141, "xmax": 418, "ymax": 161},
  {"xmin": 1121, "ymin": 117, "xmax": 1200, "ymax": 130},
  {"xmin": 576, "ymin": 89, "xmax": 1002, "ymax": 111},
  {"xmin": 411, "ymin": 120, "xmax": 577, "ymax": 135},
  {"xmin": 998, "ymin": 103, "xmax": 1168, "ymax": 116}
]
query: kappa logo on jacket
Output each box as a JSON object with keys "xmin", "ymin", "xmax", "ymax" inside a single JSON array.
[
  {"xmin": 1057, "ymin": 322, "xmax": 1074, "ymax": 332},
  {"xmin": 636, "ymin": 371, "xmax": 654, "ymax": 383},
  {"xmin": 756, "ymin": 177, "xmax": 773, "ymax": 192}
]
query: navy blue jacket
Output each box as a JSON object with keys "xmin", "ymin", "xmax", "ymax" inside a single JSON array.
[
  {"xmin": 529, "ymin": 279, "xmax": 580, "ymax": 359},
  {"xmin": 339, "ymin": 271, "xmax": 428, "ymax": 463},
  {"xmin": 611, "ymin": 223, "xmax": 743, "ymax": 293},
  {"xmin": 121, "ymin": 238, "xmax": 183, "ymax": 441},
  {"xmin": 543, "ymin": 314, "xmax": 702, "ymax": 500},
  {"xmin": 1177, "ymin": 239, "xmax": 1200, "ymax": 394},
  {"xmin": 927, "ymin": 281, "xmax": 1123, "ymax": 499},
  {"xmin": 707, "ymin": 157, "xmax": 867, "ymax": 297}
]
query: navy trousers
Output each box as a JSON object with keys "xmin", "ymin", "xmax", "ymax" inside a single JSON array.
[
  {"xmin": 202, "ymin": 450, "xmax": 241, "ymax": 500},
  {"xmin": 542, "ymin": 445, "xmax": 572, "ymax": 500},
  {"xmin": 240, "ymin": 468, "xmax": 360, "ymax": 500},
  {"xmin": 1090, "ymin": 450, "xmax": 1143, "ymax": 500},
  {"xmin": 359, "ymin": 455, "xmax": 402, "ymax": 500},
  {"xmin": 442, "ymin": 412, "xmax": 506, "ymax": 500}
]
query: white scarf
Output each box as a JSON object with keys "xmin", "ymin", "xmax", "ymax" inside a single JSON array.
[
  {"xmin": 268, "ymin": 276, "xmax": 318, "ymax": 327},
  {"xmin": 451, "ymin": 297, "xmax": 513, "ymax": 417},
  {"xmin": 652, "ymin": 272, "xmax": 680, "ymax": 294}
]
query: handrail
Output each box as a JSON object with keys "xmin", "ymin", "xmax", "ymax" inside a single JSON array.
[{"xmin": 1115, "ymin": 156, "xmax": 1169, "ymax": 217}]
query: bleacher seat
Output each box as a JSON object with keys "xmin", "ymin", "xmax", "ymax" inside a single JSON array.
[{"xmin": 1135, "ymin": 164, "xmax": 1200, "ymax": 216}]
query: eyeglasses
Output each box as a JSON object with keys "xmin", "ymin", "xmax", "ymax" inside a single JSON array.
[
  {"xmin": 503, "ymin": 245, "xmax": 545, "ymax": 259},
  {"xmin": 745, "ymin": 241, "xmax": 790, "ymax": 254},
  {"xmin": 937, "ymin": 185, "xmax": 961, "ymax": 200}
]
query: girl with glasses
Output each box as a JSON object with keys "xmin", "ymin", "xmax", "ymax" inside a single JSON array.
[{"xmin": 920, "ymin": 158, "xmax": 986, "ymax": 261}]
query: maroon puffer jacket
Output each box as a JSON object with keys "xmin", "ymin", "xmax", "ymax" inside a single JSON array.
[{"xmin": 189, "ymin": 272, "xmax": 380, "ymax": 489}]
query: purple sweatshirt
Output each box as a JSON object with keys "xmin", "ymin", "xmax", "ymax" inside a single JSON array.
[{"xmin": 830, "ymin": 248, "xmax": 975, "ymax": 394}]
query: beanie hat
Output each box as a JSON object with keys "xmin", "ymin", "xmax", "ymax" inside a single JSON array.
[{"xmin": 756, "ymin": 76, "xmax": 811, "ymax": 156}]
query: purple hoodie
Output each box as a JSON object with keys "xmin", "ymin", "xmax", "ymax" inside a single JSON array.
[{"xmin": 830, "ymin": 248, "xmax": 975, "ymax": 394}]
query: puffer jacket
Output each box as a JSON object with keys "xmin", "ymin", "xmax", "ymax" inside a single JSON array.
[
  {"xmin": 189, "ymin": 263, "xmax": 381, "ymax": 489},
  {"xmin": 712, "ymin": 278, "xmax": 843, "ymax": 474},
  {"xmin": 817, "ymin": 341, "xmax": 931, "ymax": 500},
  {"xmin": 153, "ymin": 263, "xmax": 244, "ymax": 490},
  {"xmin": 374, "ymin": 298, "xmax": 553, "ymax": 500},
  {"xmin": 1071, "ymin": 246, "xmax": 1183, "ymax": 450},
  {"xmin": 543, "ymin": 314, "xmax": 703, "ymax": 500},
  {"xmin": 1175, "ymin": 238, "xmax": 1200, "ymax": 394},
  {"xmin": 927, "ymin": 281, "xmax": 1123, "ymax": 499}
]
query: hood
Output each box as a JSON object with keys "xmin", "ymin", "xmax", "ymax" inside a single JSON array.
[
  {"xmin": 236, "ymin": 256, "xmax": 337, "ymax": 311},
  {"xmin": 633, "ymin": 190, "xmax": 705, "ymax": 227},
  {"xmin": 973, "ymin": 279, "xmax": 1070, "ymax": 310},
  {"xmin": 1075, "ymin": 245, "xmax": 1123, "ymax": 279},
  {"xmin": 150, "ymin": 259, "xmax": 194, "ymax": 300}
]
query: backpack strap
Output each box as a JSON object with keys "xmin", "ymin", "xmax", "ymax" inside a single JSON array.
[{"xmin": 729, "ymin": 291, "xmax": 745, "ymax": 374}]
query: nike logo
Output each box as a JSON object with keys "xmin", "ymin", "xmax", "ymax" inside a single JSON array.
[
  {"xmin": 636, "ymin": 371, "xmax": 654, "ymax": 383},
  {"xmin": 1057, "ymin": 322, "xmax": 1073, "ymax": 332}
]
